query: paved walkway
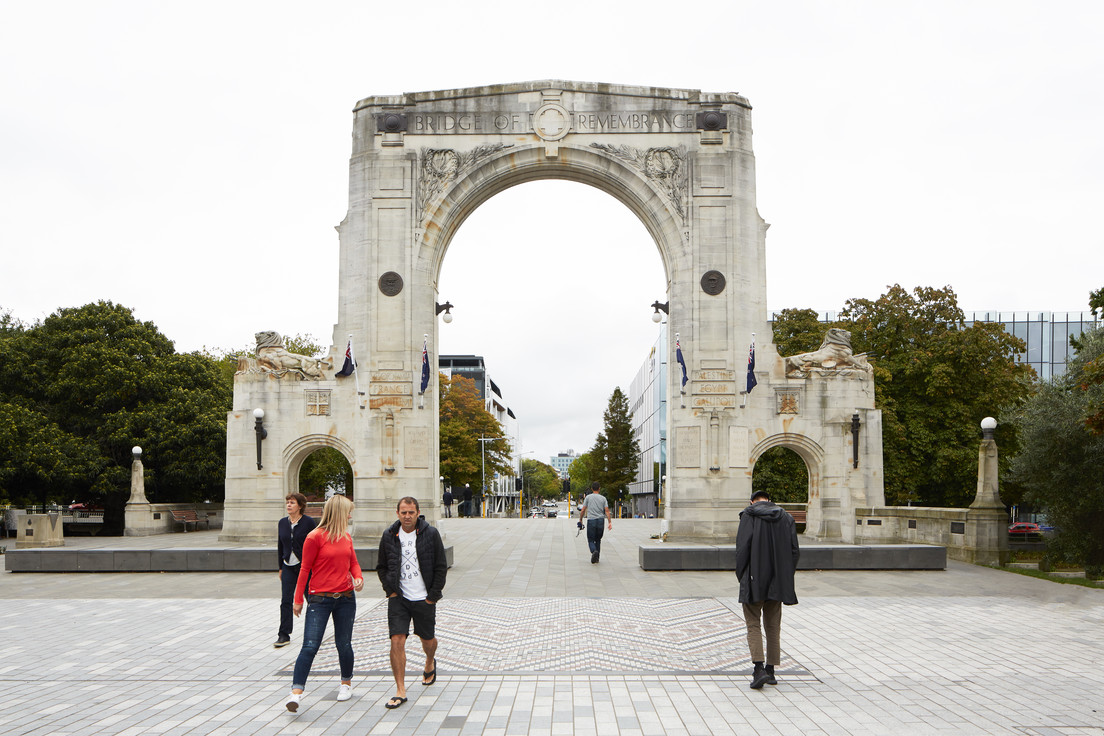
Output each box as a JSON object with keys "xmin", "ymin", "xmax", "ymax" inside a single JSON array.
[{"xmin": 2, "ymin": 516, "xmax": 1102, "ymax": 735}]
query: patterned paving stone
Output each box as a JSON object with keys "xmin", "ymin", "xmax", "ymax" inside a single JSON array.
[{"xmin": 281, "ymin": 597, "xmax": 810, "ymax": 678}]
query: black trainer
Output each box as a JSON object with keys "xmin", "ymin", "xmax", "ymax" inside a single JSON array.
[
  {"xmin": 591, "ymin": 551, "xmax": 599, "ymax": 564},
  {"xmin": 765, "ymin": 664, "xmax": 777, "ymax": 685},
  {"xmin": 274, "ymin": 635, "xmax": 291, "ymax": 648}
]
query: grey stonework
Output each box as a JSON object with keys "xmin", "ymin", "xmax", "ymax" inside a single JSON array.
[{"xmin": 221, "ymin": 81, "xmax": 884, "ymax": 543}]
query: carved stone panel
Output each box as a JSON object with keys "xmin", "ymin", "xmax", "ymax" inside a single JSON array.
[
  {"xmin": 675, "ymin": 426, "xmax": 701, "ymax": 468},
  {"xmin": 728, "ymin": 427, "xmax": 749, "ymax": 468},
  {"xmin": 404, "ymin": 427, "xmax": 429, "ymax": 469},
  {"xmin": 777, "ymin": 390, "xmax": 800, "ymax": 415},
  {"xmin": 305, "ymin": 390, "xmax": 331, "ymax": 416}
]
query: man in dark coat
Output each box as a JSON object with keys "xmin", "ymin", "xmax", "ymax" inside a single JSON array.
[
  {"xmin": 442, "ymin": 487, "xmax": 453, "ymax": 518},
  {"xmin": 734, "ymin": 489, "xmax": 800, "ymax": 690}
]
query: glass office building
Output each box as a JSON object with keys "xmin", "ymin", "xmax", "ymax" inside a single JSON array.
[{"xmin": 626, "ymin": 329, "xmax": 667, "ymax": 518}]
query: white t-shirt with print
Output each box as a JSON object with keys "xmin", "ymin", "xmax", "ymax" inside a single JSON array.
[{"xmin": 398, "ymin": 528, "xmax": 428, "ymax": 601}]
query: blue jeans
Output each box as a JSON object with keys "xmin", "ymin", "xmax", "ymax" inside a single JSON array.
[
  {"xmin": 291, "ymin": 594, "xmax": 356, "ymax": 689},
  {"xmin": 587, "ymin": 518, "xmax": 605, "ymax": 554}
]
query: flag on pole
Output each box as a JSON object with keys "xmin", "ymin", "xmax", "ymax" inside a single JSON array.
[
  {"xmin": 335, "ymin": 338, "xmax": 357, "ymax": 377},
  {"xmin": 746, "ymin": 333, "xmax": 758, "ymax": 394},
  {"xmin": 419, "ymin": 334, "xmax": 430, "ymax": 394},
  {"xmin": 675, "ymin": 333, "xmax": 688, "ymax": 393}
]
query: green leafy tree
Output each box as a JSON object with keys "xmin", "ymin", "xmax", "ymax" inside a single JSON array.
[
  {"xmin": 520, "ymin": 458, "xmax": 561, "ymax": 501},
  {"xmin": 1008, "ymin": 323, "xmax": 1104, "ymax": 577},
  {"xmin": 567, "ymin": 451, "xmax": 598, "ymax": 497},
  {"xmin": 299, "ymin": 448, "xmax": 353, "ymax": 499},
  {"xmin": 771, "ymin": 307, "xmax": 827, "ymax": 356},
  {"xmin": 838, "ymin": 285, "xmax": 1033, "ymax": 506},
  {"xmin": 438, "ymin": 373, "xmax": 512, "ymax": 491},
  {"xmin": 751, "ymin": 447, "xmax": 809, "ymax": 503},
  {"xmin": 0, "ymin": 302, "xmax": 231, "ymax": 529},
  {"xmin": 588, "ymin": 387, "xmax": 639, "ymax": 508}
]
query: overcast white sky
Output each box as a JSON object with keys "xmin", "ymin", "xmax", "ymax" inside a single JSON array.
[{"xmin": 2, "ymin": 2, "xmax": 1102, "ymax": 462}]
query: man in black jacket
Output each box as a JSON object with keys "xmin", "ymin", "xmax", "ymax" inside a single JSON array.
[
  {"xmin": 376, "ymin": 497, "xmax": 447, "ymax": 709},
  {"xmin": 734, "ymin": 489, "xmax": 800, "ymax": 690}
]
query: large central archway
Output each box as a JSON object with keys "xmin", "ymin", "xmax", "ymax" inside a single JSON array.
[{"xmin": 221, "ymin": 81, "xmax": 884, "ymax": 544}]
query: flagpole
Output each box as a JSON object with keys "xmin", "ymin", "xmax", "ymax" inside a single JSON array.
[{"xmin": 349, "ymin": 334, "xmax": 364, "ymax": 408}]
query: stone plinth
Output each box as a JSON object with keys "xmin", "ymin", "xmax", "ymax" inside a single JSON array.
[{"xmin": 16, "ymin": 513, "xmax": 64, "ymax": 548}]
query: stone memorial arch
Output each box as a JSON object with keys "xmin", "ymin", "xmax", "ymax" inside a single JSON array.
[{"xmin": 221, "ymin": 81, "xmax": 884, "ymax": 543}]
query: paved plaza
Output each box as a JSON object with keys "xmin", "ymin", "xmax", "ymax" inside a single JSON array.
[{"xmin": 2, "ymin": 516, "xmax": 1102, "ymax": 735}]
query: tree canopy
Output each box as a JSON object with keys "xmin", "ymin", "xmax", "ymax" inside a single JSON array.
[
  {"xmin": 520, "ymin": 458, "xmax": 561, "ymax": 501},
  {"xmin": 437, "ymin": 372, "xmax": 512, "ymax": 491},
  {"xmin": 1008, "ymin": 315, "xmax": 1104, "ymax": 577},
  {"xmin": 0, "ymin": 302, "xmax": 231, "ymax": 530},
  {"xmin": 772, "ymin": 285, "xmax": 1033, "ymax": 507}
]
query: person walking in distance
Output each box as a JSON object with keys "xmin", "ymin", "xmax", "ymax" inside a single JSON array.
[
  {"xmin": 377, "ymin": 497, "xmax": 448, "ymax": 710},
  {"xmin": 734, "ymin": 489, "xmax": 800, "ymax": 689},
  {"xmin": 284, "ymin": 494, "xmax": 363, "ymax": 712},
  {"xmin": 441, "ymin": 486, "xmax": 453, "ymax": 518},
  {"xmin": 578, "ymin": 481, "xmax": 612, "ymax": 563},
  {"xmin": 275, "ymin": 493, "xmax": 317, "ymax": 648}
]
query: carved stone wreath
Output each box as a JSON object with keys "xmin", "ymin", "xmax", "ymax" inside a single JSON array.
[
  {"xmin": 590, "ymin": 143, "xmax": 687, "ymax": 223},
  {"xmin": 418, "ymin": 144, "xmax": 513, "ymax": 225}
]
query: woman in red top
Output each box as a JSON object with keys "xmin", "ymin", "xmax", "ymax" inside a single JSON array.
[{"xmin": 284, "ymin": 494, "xmax": 363, "ymax": 713}]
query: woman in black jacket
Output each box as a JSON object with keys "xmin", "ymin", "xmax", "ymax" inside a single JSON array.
[{"xmin": 275, "ymin": 492, "xmax": 317, "ymax": 647}]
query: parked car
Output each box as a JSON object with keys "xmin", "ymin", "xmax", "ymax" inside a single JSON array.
[
  {"xmin": 542, "ymin": 501, "xmax": 559, "ymax": 518},
  {"xmin": 1008, "ymin": 522, "xmax": 1042, "ymax": 539}
]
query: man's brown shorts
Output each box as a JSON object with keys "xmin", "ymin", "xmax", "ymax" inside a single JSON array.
[{"xmin": 388, "ymin": 595, "xmax": 436, "ymax": 639}]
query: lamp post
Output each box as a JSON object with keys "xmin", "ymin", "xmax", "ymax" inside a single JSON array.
[{"xmin": 253, "ymin": 408, "xmax": 267, "ymax": 470}]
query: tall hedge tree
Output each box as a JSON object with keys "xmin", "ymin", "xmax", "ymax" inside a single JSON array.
[
  {"xmin": 1008, "ymin": 313, "xmax": 1104, "ymax": 577},
  {"xmin": 0, "ymin": 302, "xmax": 231, "ymax": 531},
  {"xmin": 588, "ymin": 387, "xmax": 639, "ymax": 508}
]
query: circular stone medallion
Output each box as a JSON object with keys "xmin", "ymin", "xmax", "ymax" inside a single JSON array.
[
  {"xmin": 701, "ymin": 270, "xmax": 726, "ymax": 295},
  {"xmin": 532, "ymin": 102, "xmax": 571, "ymax": 142},
  {"xmin": 379, "ymin": 271, "xmax": 404, "ymax": 296}
]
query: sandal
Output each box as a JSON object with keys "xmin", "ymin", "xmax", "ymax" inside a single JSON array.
[
  {"xmin": 385, "ymin": 696, "xmax": 408, "ymax": 709},
  {"xmin": 422, "ymin": 666, "xmax": 437, "ymax": 686}
]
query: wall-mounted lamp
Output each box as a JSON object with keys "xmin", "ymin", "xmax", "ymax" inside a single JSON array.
[
  {"xmin": 851, "ymin": 410, "xmax": 861, "ymax": 469},
  {"xmin": 650, "ymin": 300, "xmax": 669, "ymax": 323},
  {"xmin": 253, "ymin": 408, "xmax": 267, "ymax": 470},
  {"xmin": 980, "ymin": 416, "xmax": 997, "ymax": 440},
  {"xmin": 436, "ymin": 301, "xmax": 454, "ymax": 323}
]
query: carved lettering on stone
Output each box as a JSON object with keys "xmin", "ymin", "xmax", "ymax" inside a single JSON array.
[
  {"xmin": 370, "ymin": 396, "xmax": 413, "ymax": 410},
  {"xmin": 590, "ymin": 143, "xmax": 688, "ymax": 224},
  {"xmin": 728, "ymin": 427, "xmax": 749, "ymax": 468},
  {"xmin": 404, "ymin": 427, "xmax": 429, "ymax": 469},
  {"xmin": 369, "ymin": 383, "xmax": 412, "ymax": 395},
  {"xmin": 675, "ymin": 426, "xmax": 701, "ymax": 468},
  {"xmin": 690, "ymin": 395, "xmax": 738, "ymax": 409}
]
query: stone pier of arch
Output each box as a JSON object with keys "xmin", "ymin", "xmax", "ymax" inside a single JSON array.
[{"xmin": 220, "ymin": 81, "xmax": 885, "ymax": 545}]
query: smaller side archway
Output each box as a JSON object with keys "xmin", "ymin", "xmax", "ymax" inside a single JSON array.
[
  {"xmin": 750, "ymin": 433, "xmax": 831, "ymax": 538},
  {"xmin": 283, "ymin": 435, "xmax": 357, "ymax": 502}
]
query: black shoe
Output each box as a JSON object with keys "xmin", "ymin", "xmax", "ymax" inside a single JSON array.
[
  {"xmin": 591, "ymin": 551, "xmax": 599, "ymax": 564},
  {"xmin": 274, "ymin": 635, "xmax": 291, "ymax": 648},
  {"xmin": 765, "ymin": 664, "xmax": 777, "ymax": 685},
  {"xmin": 750, "ymin": 663, "xmax": 770, "ymax": 690}
]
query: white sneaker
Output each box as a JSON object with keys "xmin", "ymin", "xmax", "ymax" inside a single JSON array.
[
  {"xmin": 285, "ymin": 692, "xmax": 301, "ymax": 712},
  {"xmin": 337, "ymin": 684, "xmax": 353, "ymax": 702}
]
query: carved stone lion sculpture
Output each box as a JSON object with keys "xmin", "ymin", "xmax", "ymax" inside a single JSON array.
[
  {"xmin": 784, "ymin": 327, "xmax": 872, "ymax": 376},
  {"xmin": 252, "ymin": 331, "xmax": 328, "ymax": 380}
]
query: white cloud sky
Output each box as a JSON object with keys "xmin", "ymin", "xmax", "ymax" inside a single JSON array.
[{"xmin": 2, "ymin": 1, "xmax": 1102, "ymax": 462}]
